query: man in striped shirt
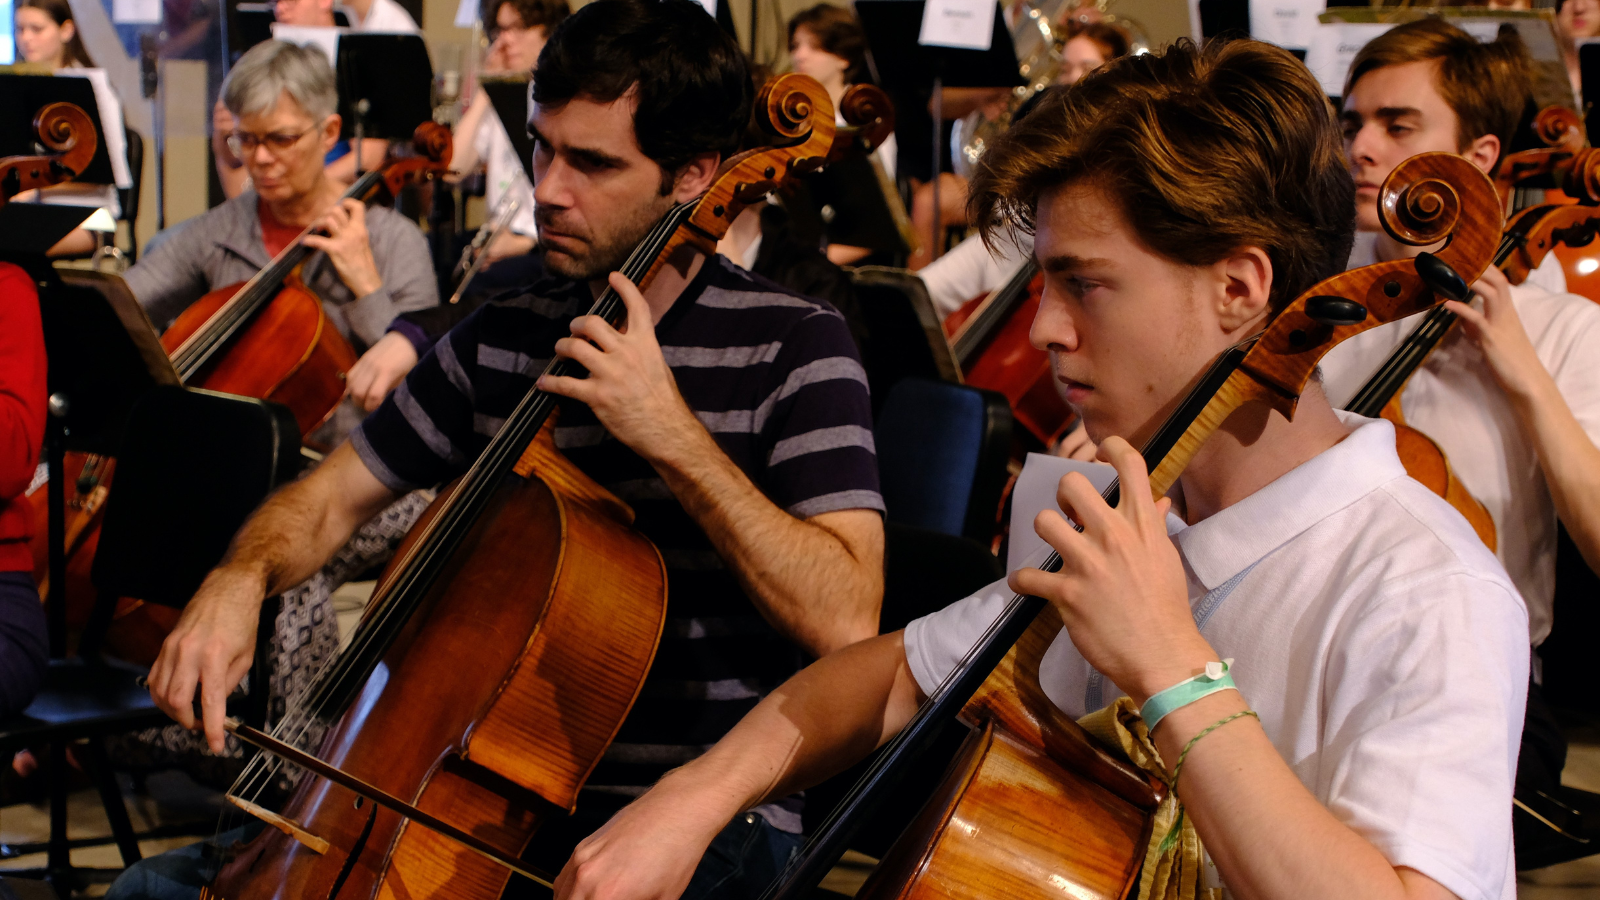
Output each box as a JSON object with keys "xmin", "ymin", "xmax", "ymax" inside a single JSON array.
[{"xmin": 128, "ymin": 2, "xmax": 884, "ymax": 899}]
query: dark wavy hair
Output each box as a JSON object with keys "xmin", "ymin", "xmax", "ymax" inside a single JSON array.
[
  {"xmin": 970, "ymin": 38, "xmax": 1354, "ymax": 314},
  {"xmin": 533, "ymin": 0, "xmax": 751, "ymax": 181}
]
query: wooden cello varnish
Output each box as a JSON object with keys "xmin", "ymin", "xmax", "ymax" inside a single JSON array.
[{"xmin": 209, "ymin": 425, "xmax": 667, "ymax": 899}]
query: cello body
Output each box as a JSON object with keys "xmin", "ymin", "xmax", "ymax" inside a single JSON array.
[
  {"xmin": 858, "ymin": 608, "xmax": 1158, "ymax": 900},
  {"xmin": 207, "ymin": 429, "xmax": 667, "ymax": 900},
  {"xmin": 161, "ymin": 270, "xmax": 359, "ymax": 438},
  {"xmin": 944, "ymin": 269, "xmax": 1074, "ymax": 450}
]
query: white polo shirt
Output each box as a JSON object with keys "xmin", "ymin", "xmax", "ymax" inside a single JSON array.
[
  {"xmin": 904, "ymin": 415, "xmax": 1528, "ymax": 900},
  {"xmin": 1322, "ymin": 232, "xmax": 1600, "ymax": 645}
]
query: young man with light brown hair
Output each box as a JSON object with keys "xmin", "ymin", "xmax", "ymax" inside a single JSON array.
[
  {"xmin": 1324, "ymin": 21, "xmax": 1600, "ymax": 850},
  {"xmin": 550, "ymin": 37, "xmax": 1527, "ymax": 900}
]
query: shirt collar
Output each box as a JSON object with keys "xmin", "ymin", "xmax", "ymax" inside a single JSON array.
[
  {"xmin": 216, "ymin": 190, "xmax": 274, "ymax": 270},
  {"xmin": 1169, "ymin": 412, "xmax": 1407, "ymax": 590}
]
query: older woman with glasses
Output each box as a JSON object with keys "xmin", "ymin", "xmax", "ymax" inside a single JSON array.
[{"xmin": 124, "ymin": 39, "xmax": 437, "ymax": 444}]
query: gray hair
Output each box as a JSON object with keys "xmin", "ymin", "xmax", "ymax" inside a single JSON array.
[{"xmin": 222, "ymin": 40, "xmax": 338, "ymax": 121}]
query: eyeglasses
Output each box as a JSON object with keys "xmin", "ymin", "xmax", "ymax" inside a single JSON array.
[
  {"xmin": 225, "ymin": 123, "xmax": 320, "ymax": 158},
  {"xmin": 485, "ymin": 21, "xmax": 529, "ymax": 44}
]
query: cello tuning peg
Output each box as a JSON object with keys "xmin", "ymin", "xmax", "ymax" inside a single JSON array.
[
  {"xmin": 1304, "ymin": 296, "xmax": 1368, "ymax": 327},
  {"xmin": 1413, "ymin": 252, "xmax": 1471, "ymax": 303}
]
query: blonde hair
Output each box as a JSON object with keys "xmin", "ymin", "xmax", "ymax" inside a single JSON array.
[{"xmin": 970, "ymin": 38, "xmax": 1355, "ymax": 313}]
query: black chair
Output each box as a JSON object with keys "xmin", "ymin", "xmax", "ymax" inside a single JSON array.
[
  {"xmin": 849, "ymin": 267, "xmax": 960, "ymax": 415},
  {"xmin": 0, "ymin": 387, "xmax": 300, "ymax": 897},
  {"xmin": 874, "ymin": 378, "xmax": 1012, "ymax": 544}
]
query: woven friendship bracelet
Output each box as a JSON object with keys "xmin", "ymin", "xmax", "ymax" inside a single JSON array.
[
  {"xmin": 1172, "ymin": 709, "xmax": 1260, "ymax": 791},
  {"xmin": 1140, "ymin": 659, "xmax": 1238, "ymax": 733}
]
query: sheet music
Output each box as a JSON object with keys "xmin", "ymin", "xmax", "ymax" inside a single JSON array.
[{"xmin": 1006, "ymin": 452, "xmax": 1116, "ymax": 573}]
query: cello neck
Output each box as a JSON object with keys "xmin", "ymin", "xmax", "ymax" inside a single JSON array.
[{"xmin": 166, "ymin": 169, "xmax": 386, "ymax": 382}]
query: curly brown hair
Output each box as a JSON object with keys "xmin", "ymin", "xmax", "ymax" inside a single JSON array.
[{"xmin": 969, "ymin": 38, "xmax": 1354, "ymax": 314}]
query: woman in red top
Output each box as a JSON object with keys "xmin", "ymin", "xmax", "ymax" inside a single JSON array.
[{"xmin": 0, "ymin": 262, "xmax": 51, "ymax": 718}]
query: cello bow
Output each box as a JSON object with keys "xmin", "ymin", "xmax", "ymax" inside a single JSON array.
[{"xmin": 760, "ymin": 151, "xmax": 1502, "ymax": 900}]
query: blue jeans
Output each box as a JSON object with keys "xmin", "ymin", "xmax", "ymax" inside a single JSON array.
[{"xmin": 104, "ymin": 810, "xmax": 803, "ymax": 899}]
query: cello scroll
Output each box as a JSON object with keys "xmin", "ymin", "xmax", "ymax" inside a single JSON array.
[{"xmin": 0, "ymin": 102, "xmax": 98, "ymax": 206}]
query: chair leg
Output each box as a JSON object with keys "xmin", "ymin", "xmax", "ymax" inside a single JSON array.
[
  {"xmin": 45, "ymin": 742, "xmax": 72, "ymax": 899},
  {"xmin": 85, "ymin": 739, "xmax": 142, "ymax": 866}
]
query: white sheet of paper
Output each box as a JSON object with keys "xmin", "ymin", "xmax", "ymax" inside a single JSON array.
[
  {"xmin": 112, "ymin": 0, "xmax": 162, "ymax": 24},
  {"xmin": 1005, "ymin": 453, "xmax": 1117, "ymax": 573},
  {"xmin": 918, "ymin": 0, "xmax": 996, "ymax": 51},
  {"xmin": 694, "ymin": 0, "xmax": 717, "ymax": 17},
  {"xmin": 1453, "ymin": 18, "xmax": 1504, "ymax": 43},
  {"xmin": 58, "ymin": 69, "xmax": 131, "ymax": 189},
  {"xmin": 454, "ymin": 0, "xmax": 479, "ymax": 28},
  {"xmin": 271, "ymin": 24, "xmax": 343, "ymax": 67},
  {"xmin": 1303, "ymin": 21, "xmax": 1392, "ymax": 96},
  {"xmin": 1249, "ymin": 0, "xmax": 1323, "ymax": 49}
]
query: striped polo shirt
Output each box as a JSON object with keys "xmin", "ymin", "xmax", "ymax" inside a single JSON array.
[{"xmin": 351, "ymin": 254, "xmax": 883, "ymax": 829}]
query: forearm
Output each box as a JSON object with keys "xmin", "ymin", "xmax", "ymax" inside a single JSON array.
[
  {"xmin": 660, "ymin": 632, "xmax": 919, "ymax": 816},
  {"xmin": 214, "ymin": 445, "xmax": 395, "ymax": 600},
  {"xmin": 1506, "ymin": 369, "xmax": 1600, "ymax": 573},
  {"xmin": 1150, "ymin": 690, "xmax": 1445, "ymax": 900},
  {"xmin": 651, "ymin": 427, "xmax": 882, "ymax": 656}
]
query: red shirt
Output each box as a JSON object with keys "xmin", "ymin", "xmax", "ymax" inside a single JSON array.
[
  {"xmin": 0, "ymin": 264, "xmax": 47, "ymax": 573},
  {"xmin": 258, "ymin": 200, "xmax": 303, "ymax": 259}
]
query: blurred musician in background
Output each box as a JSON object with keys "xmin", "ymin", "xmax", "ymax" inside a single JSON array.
[
  {"xmin": 0, "ymin": 265, "xmax": 49, "ymax": 722},
  {"xmin": 786, "ymin": 3, "xmax": 898, "ymax": 266},
  {"xmin": 210, "ymin": 0, "xmax": 415, "ymax": 198},
  {"xmin": 129, "ymin": 39, "xmax": 438, "ymax": 437},
  {"xmin": 1558, "ymin": 0, "xmax": 1600, "ymax": 99},
  {"xmin": 446, "ymin": 0, "xmax": 570, "ymax": 263},
  {"xmin": 12, "ymin": 0, "xmax": 94, "ymax": 68},
  {"xmin": 1321, "ymin": 19, "xmax": 1600, "ymax": 837}
]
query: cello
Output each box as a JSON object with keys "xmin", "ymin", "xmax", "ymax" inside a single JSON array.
[
  {"xmin": 758, "ymin": 153, "xmax": 1501, "ymax": 900},
  {"xmin": 26, "ymin": 125, "xmax": 455, "ymax": 664},
  {"xmin": 1340, "ymin": 128, "xmax": 1600, "ymax": 551},
  {"xmin": 942, "ymin": 261, "xmax": 1070, "ymax": 451},
  {"xmin": 195, "ymin": 73, "xmax": 837, "ymax": 900}
]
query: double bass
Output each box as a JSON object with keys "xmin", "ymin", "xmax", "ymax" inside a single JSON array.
[
  {"xmin": 27, "ymin": 126, "xmax": 454, "ymax": 663},
  {"xmin": 758, "ymin": 153, "xmax": 1502, "ymax": 900},
  {"xmin": 197, "ymin": 73, "xmax": 838, "ymax": 900}
]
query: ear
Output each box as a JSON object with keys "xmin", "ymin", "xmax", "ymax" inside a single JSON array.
[
  {"xmin": 1215, "ymin": 245, "xmax": 1273, "ymax": 334},
  {"xmin": 321, "ymin": 113, "xmax": 342, "ymax": 152},
  {"xmin": 60, "ymin": 20, "xmax": 75, "ymax": 43},
  {"xmin": 668, "ymin": 151, "xmax": 722, "ymax": 204},
  {"xmin": 1461, "ymin": 133, "xmax": 1500, "ymax": 176}
]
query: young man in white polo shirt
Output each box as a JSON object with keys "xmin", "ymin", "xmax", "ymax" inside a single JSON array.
[
  {"xmin": 1325, "ymin": 19, "xmax": 1600, "ymax": 844},
  {"xmin": 546, "ymin": 38, "xmax": 1528, "ymax": 900}
]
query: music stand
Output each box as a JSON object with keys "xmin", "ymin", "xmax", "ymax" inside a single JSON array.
[
  {"xmin": 1, "ymin": 245, "xmax": 179, "ymax": 656},
  {"xmin": 335, "ymin": 33, "xmax": 434, "ymax": 142},
  {"xmin": 855, "ymin": 1, "xmax": 1021, "ymax": 260},
  {"xmin": 483, "ymin": 75, "xmax": 534, "ymax": 182}
]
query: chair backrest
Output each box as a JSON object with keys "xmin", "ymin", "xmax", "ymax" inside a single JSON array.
[
  {"xmin": 91, "ymin": 387, "xmax": 301, "ymax": 608},
  {"xmin": 874, "ymin": 378, "xmax": 1012, "ymax": 542},
  {"xmin": 849, "ymin": 266, "xmax": 960, "ymax": 415}
]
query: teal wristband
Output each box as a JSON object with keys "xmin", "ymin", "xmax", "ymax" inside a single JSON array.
[{"xmin": 1139, "ymin": 659, "xmax": 1237, "ymax": 733}]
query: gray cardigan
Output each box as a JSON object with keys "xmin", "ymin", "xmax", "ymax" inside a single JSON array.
[{"xmin": 125, "ymin": 190, "xmax": 439, "ymax": 350}]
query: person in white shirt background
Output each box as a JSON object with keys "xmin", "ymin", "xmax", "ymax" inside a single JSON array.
[
  {"xmin": 209, "ymin": 0, "xmax": 417, "ymax": 198},
  {"xmin": 446, "ymin": 0, "xmax": 566, "ymax": 263},
  {"xmin": 545, "ymin": 38, "xmax": 1528, "ymax": 900},
  {"xmin": 1323, "ymin": 20, "xmax": 1600, "ymax": 847}
]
